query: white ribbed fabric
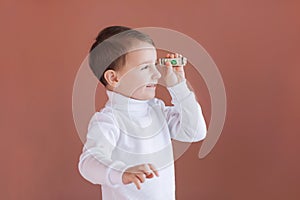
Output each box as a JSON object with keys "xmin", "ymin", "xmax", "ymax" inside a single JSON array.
[{"xmin": 78, "ymin": 80, "xmax": 207, "ymax": 200}]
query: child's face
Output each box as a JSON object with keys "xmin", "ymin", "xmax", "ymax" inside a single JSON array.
[{"xmin": 112, "ymin": 43, "xmax": 161, "ymax": 100}]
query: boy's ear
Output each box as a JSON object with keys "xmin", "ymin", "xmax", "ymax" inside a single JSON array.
[{"xmin": 104, "ymin": 70, "xmax": 119, "ymax": 87}]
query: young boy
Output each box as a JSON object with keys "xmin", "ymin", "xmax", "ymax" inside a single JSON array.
[{"xmin": 78, "ymin": 26, "xmax": 207, "ymax": 200}]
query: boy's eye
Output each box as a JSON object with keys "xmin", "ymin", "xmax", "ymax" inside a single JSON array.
[
  {"xmin": 139, "ymin": 62, "xmax": 158, "ymax": 70},
  {"xmin": 140, "ymin": 65, "xmax": 150, "ymax": 70}
]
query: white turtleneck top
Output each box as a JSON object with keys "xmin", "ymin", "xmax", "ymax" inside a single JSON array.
[{"xmin": 78, "ymin": 80, "xmax": 207, "ymax": 200}]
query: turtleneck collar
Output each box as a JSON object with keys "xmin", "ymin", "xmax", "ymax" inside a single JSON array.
[{"xmin": 105, "ymin": 89, "xmax": 151, "ymax": 114}]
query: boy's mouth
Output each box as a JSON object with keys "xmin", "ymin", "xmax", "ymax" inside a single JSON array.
[{"xmin": 146, "ymin": 83, "xmax": 157, "ymax": 88}]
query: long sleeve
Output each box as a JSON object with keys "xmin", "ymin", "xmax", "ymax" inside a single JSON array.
[
  {"xmin": 78, "ymin": 112, "xmax": 127, "ymax": 186},
  {"xmin": 158, "ymin": 79, "xmax": 207, "ymax": 142}
]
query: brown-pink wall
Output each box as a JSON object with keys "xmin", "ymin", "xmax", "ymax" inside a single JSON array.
[{"xmin": 1, "ymin": 0, "xmax": 299, "ymax": 199}]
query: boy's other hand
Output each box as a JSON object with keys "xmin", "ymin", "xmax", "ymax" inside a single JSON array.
[
  {"xmin": 122, "ymin": 163, "xmax": 159, "ymax": 190},
  {"xmin": 159, "ymin": 53, "xmax": 186, "ymax": 87}
]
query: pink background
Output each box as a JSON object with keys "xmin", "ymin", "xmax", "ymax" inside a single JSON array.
[{"xmin": 1, "ymin": 0, "xmax": 299, "ymax": 199}]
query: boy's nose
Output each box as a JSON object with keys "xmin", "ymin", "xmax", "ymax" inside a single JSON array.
[{"xmin": 152, "ymin": 66, "xmax": 161, "ymax": 80}]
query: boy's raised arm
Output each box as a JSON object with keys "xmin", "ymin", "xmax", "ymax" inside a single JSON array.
[
  {"xmin": 158, "ymin": 53, "xmax": 207, "ymax": 142},
  {"xmin": 165, "ymin": 79, "xmax": 207, "ymax": 142}
]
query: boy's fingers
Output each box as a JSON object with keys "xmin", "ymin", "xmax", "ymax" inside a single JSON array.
[
  {"xmin": 136, "ymin": 173, "xmax": 146, "ymax": 183},
  {"xmin": 165, "ymin": 61, "xmax": 173, "ymax": 76},
  {"xmin": 175, "ymin": 66, "xmax": 184, "ymax": 72},
  {"xmin": 140, "ymin": 164, "xmax": 152, "ymax": 176},
  {"xmin": 148, "ymin": 163, "xmax": 159, "ymax": 177},
  {"xmin": 145, "ymin": 173, "xmax": 154, "ymax": 179},
  {"xmin": 133, "ymin": 177, "xmax": 141, "ymax": 190}
]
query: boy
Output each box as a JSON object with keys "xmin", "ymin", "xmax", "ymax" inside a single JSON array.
[{"xmin": 78, "ymin": 26, "xmax": 207, "ymax": 200}]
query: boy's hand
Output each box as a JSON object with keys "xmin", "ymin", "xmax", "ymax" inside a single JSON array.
[
  {"xmin": 122, "ymin": 163, "xmax": 159, "ymax": 190},
  {"xmin": 159, "ymin": 53, "xmax": 186, "ymax": 87}
]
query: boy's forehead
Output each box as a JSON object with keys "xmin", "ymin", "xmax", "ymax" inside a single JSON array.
[{"xmin": 125, "ymin": 46, "xmax": 157, "ymax": 66}]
